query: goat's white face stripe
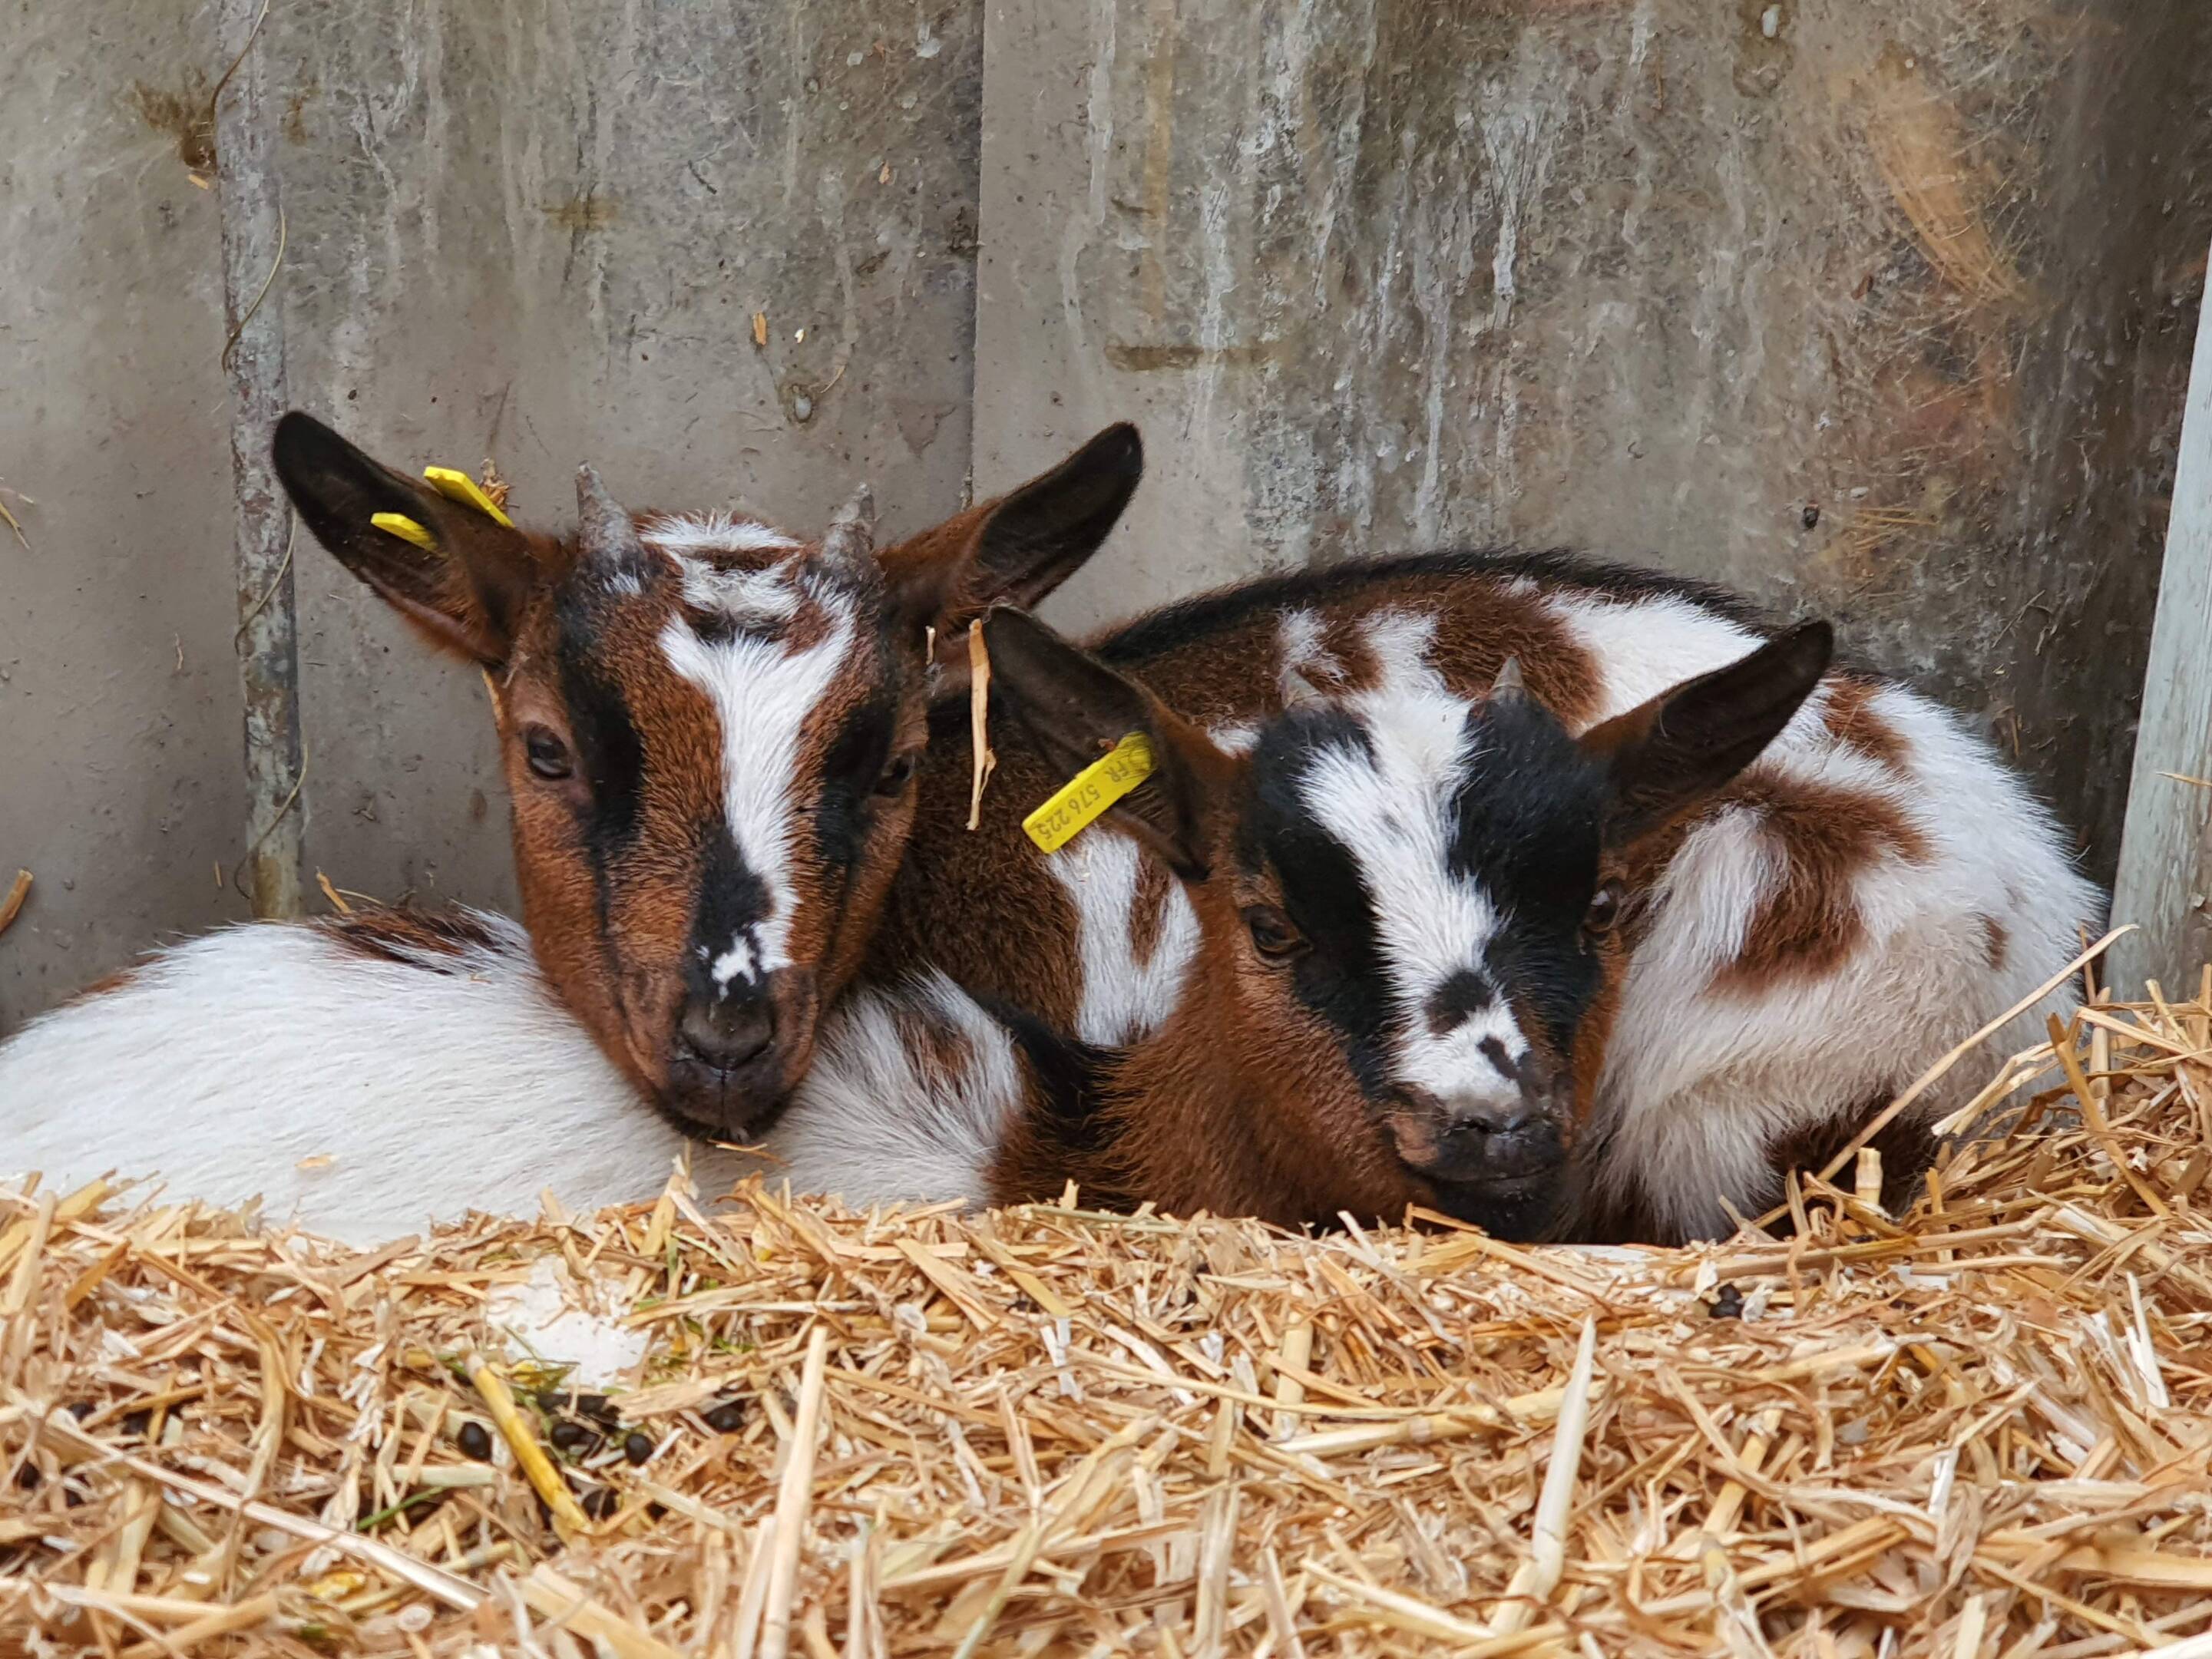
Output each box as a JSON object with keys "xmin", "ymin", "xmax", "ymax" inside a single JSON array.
[
  {"xmin": 1297, "ymin": 610, "xmax": 1533, "ymax": 1106},
  {"xmin": 660, "ymin": 592, "xmax": 855, "ymax": 993}
]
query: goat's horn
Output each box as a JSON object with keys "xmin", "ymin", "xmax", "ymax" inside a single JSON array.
[
  {"xmin": 1281, "ymin": 663, "xmax": 1329, "ymax": 709},
  {"xmin": 574, "ymin": 464, "xmax": 639, "ymax": 560},
  {"xmin": 820, "ymin": 482, "xmax": 877, "ymax": 568},
  {"xmin": 1491, "ymin": 656, "xmax": 1527, "ymax": 699}
]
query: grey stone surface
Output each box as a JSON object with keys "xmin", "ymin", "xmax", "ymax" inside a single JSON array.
[
  {"xmin": 0, "ymin": 0, "xmax": 240, "ymax": 1029},
  {"xmin": 976, "ymin": 0, "xmax": 2212, "ymax": 885}
]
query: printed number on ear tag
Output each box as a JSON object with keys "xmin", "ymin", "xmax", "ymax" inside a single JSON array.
[
  {"xmin": 370, "ymin": 512, "xmax": 437, "ymax": 550},
  {"xmin": 423, "ymin": 465, "xmax": 514, "ymax": 527},
  {"xmin": 1022, "ymin": 733, "xmax": 1155, "ymax": 854}
]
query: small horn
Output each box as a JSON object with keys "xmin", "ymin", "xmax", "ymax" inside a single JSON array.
[
  {"xmin": 1490, "ymin": 656, "xmax": 1528, "ymax": 700},
  {"xmin": 574, "ymin": 464, "xmax": 640, "ymax": 561},
  {"xmin": 819, "ymin": 482, "xmax": 877, "ymax": 568},
  {"xmin": 1281, "ymin": 663, "xmax": 1329, "ymax": 709}
]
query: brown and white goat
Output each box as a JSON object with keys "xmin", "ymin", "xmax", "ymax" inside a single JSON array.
[
  {"xmin": 266, "ymin": 411, "xmax": 1140, "ymax": 1138},
  {"xmin": 836, "ymin": 559, "xmax": 2105, "ymax": 1243},
  {"xmin": 768, "ymin": 606, "xmax": 1837, "ymax": 1238}
]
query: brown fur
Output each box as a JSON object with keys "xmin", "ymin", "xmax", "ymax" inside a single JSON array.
[
  {"xmin": 1979, "ymin": 913, "xmax": 2010, "ymax": 972},
  {"xmin": 316, "ymin": 906, "xmax": 509, "ymax": 967},
  {"xmin": 1822, "ymin": 676, "xmax": 1909, "ymax": 768},
  {"xmin": 1709, "ymin": 769, "xmax": 1933, "ymax": 992}
]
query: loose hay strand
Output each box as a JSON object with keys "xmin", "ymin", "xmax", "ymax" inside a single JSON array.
[{"xmin": 8, "ymin": 975, "xmax": 2212, "ymax": 1655}]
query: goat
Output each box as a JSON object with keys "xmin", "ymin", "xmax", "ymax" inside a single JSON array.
[
  {"xmin": 0, "ymin": 418, "xmax": 1141, "ymax": 1241},
  {"xmin": 765, "ymin": 606, "xmax": 1829, "ymax": 1238},
  {"xmin": 825, "ymin": 561, "xmax": 2104, "ymax": 1243},
  {"xmin": 263, "ymin": 411, "xmax": 1139, "ymax": 1138}
]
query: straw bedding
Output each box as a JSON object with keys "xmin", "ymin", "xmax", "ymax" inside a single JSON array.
[{"xmin": 3, "ymin": 984, "xmax": 2210, "ymax": 1658}]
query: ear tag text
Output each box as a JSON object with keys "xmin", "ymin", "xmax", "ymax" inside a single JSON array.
[
  {"xmin": 1023, "ymin": 732, "xmax": 1154, "ymax": 854},
  {"xmin": 423, "ymin": 464, "xmax": 514, "ymax": 527},
  {"xmin": 370, "ymin": 511, "xmax": 437, "ymax": 550}
]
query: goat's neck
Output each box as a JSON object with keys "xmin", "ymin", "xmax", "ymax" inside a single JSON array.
[{"xmin": 1091, "ymin": 973, "xmax": 1431, "ymax": 1229}]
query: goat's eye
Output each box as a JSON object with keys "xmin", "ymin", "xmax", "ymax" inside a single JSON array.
[
  {"xmin": 873, "ymin": 752, "xmax": 918, "ymax": 798},
  {"xmin": 524, "ymin": 728, "xmax": 574, "ymax": 782},
  {"xmin": 1585, "ymin": 880, "xmax": 1624, "ymax": 937},
  {"xmin": 1242, "ymin": 905, "xmax": 1306, "ymax": 962}
]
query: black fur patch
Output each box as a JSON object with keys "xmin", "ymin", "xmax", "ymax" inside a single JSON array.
[
  {"xmin": 553, "ymin": 617, "xmax": 647, "ymax": 887},
  {"xmin": 1445, "ymin": 696, "xmax": 1610, "ymax": 1059},
  {"xmin": 815, "ymin": 696, "xmax": 898, "ymax": 877},
  {"xmin": 1242, "ymin": 709, "xmax": 1394, "ymax": 1098},
  {"xmin": 685, "ymin": 834, "xmax": 775, "ymax": 1006},
  {"xmin": 1424, "ymin": 968, "xmax": 1495, "ymax": 1034}
]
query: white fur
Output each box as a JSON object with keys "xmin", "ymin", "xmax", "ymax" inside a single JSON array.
[
  {"xmin": 660, "ymin": 597, "xmax": 854, "ymax": 991},
  {"xmin": 1299, "ymin": 610, "xmax": 1533, "ymax": 1115},
  {"xmin": 764, "ymin": 972, "xmax": 1025, "ymax": 1208},
  {"xmin": 0, "ymin": 916, "xmax": 752, "ymax": 1246},
  {"xmin": 1278, "ymin": 606, "xmax": 1343, "ymax": 701},
  {"xmin": 673, "ymin": 554, "xmax": 802, "ymax": 625},
  {"xmin": 1569, "ymin": 639, "xmax": 2101, "ymax": 1239},
  {"xmin": 1543, "ymin": 588, "xmax": 1768, "ymax": 722},
  {"xmin": 640, "ymin": 512, "xmax": 799, "ymax": 557},
  {"xmin": 1044, "ymin": 832, "xmax": 1201, "ymax": 1046}
]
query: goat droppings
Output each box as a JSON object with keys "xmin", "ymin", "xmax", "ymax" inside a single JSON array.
[
  {"xmin": 455, "ymin": 1421, "xmax": 494, "ymax": 1462},
  {"xmin": 579, "ymin": 1486, "xmax": 620, "ymax": 1522},
  {"xmin": 623, "ymin": 1431, "xmax": 654, "ymax": 1466},
  {"xmin": 702, "ymin": 1398, "xmax": 748, "ymax": 1433}
]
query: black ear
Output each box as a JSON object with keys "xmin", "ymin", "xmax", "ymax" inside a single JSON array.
[
  {"xmin": 1582, "ymin": 620, "xmax": 1834, "ymax": 845},
  {"xmin": 272, "ymin": 411, "xmax": 541, "ymax": 666},
  {"xmin": 884, "ymin": 425, "xmax": 1142, "ymax": 663},
  {"xmin": 980, "ymin": 605, "xmax": 1228, "ymax": 882}
]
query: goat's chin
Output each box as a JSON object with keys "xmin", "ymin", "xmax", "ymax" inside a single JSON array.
[
  {"xmin": 650, "ymin": 1068, "xmax": 795, "ymax": 1146},
  {"xmin": 1423, "ymin": 1170, "xmax": 1563, "ymax": 1244}
]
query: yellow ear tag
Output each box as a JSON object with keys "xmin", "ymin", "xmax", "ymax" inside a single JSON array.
[
  {"xmin": 423, "ymin": 465, "xmax": 514, "ymax": 527},
  {"xmin": 370, "ymin": 511, "xmax": 437, "ymax": 550},
  {"xmin": 1022, "ymin": 732, "xmax": 1155, "ymax": 854}
]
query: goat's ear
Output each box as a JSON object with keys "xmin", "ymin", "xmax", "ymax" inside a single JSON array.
[
  {"xmin": 1582, "ymin": 620, "xmax": 1833, "ymax": 846},
  {"xmin": 273, "ymin": 411, "xmax": 540, "ymax": 667},
  {"xmin": 883, "ymin": 425, "xmax": 1142, "ymax": 665},
  {"xmin": 980, "ymin": 605, "xmax": 1232, "ymax": 882}
]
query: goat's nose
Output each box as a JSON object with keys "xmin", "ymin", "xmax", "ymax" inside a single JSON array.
[
  {"xmin": 1445, "ymin": 1092, "xmax": 1540, "ymax": 1138},
  {"xmin": 678, "ymin": 996, "xmax": 775, "ymax": 1072},
  {"xmin": 1440, "ymin": 1089, "xmax": 1562, "ymax": 1180}
]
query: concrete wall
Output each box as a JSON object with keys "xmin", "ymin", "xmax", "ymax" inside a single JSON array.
[
  {"xmin": 0, "ymin": 0, "xmax": 984, "ymax": 1026},
  {"xmin": 5, "ymin": 0, "xmax": 2209, "ymax": 1024},
  {"xmin": 977, "ymin": 0, "xmax": 2212, "ymax": 885}
]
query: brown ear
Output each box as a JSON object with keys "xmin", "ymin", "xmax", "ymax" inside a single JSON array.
[
  {"xmin": 1581, "ymin": 620, "xmax": 1834, "ymax": 845},
  {"xmin": 273, "ymin": 411, "xmax": 541, "ymax": 666},
  {"xmin": 883, "ymin": 425, "xmax": 1142, "ymax": 665},
  {"xmin": 980, "ymin": 605, "xmax": 1233, "ymax": 882}
]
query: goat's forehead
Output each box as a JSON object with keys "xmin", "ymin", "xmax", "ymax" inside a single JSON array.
[
  {"xmin": 1256, "ymin": 693, "xmax": 1605, "ymax": 907},
  {"xmin": 1271, "ymin": 691, "xmax": 1476, "ymax": 841},
  {"xmin": 547, "ymin": 511, "xmax": 891, "ymax": 685}
]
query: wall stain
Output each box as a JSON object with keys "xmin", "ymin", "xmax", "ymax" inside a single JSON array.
[
  {"xmin": 1105, "ymin": 340, "xmax": 1286, "ymax": 371},
  {"xmin": 128, "ymin": 73, "xmax": 215, "ymax": 176},
  {"xmin": 542, "ymin": 190, "xmax": 619, "ymax": 230}
]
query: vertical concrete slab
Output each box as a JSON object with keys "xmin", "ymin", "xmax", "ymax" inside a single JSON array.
[
  {"xmin": 975, "ymin": 0, "xmax": 2212, "ymax": 881},
  {"xmin": 0, "ymin": 0, "xmax": 240, "ymax": 1028}
]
